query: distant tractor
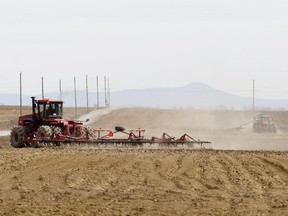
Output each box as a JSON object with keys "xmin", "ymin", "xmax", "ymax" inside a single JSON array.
[
  {"xmin": 10, "ymin": 97, "xmax": 90, "ymax": 148},
  {"xmin": 253, "ymin": 114, "xmax": 276, "ymax": 133}
]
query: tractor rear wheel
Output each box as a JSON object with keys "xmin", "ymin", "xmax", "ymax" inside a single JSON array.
[
  {"xmin": 36, "ymin": 126, "xmax": 53, "ymax": 138},
  {"xmin": 51, "ymin": 126, "xmax": 62, "ymax": 146},
  {"xmin": 253, "ymin": 123, "xmax": 260, "ymax": 133},
  {"xmin": 271, "ymin": 124, "xmax": 277, "ymax": 133},
  {"xmin": 10, "ymin": 126, "xmax": 26, "ymax": 148}
]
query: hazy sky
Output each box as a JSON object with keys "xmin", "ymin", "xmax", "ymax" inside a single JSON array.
[{"xmin": 1, "ymin": 0, "xmax": 288, "ymax": 99}]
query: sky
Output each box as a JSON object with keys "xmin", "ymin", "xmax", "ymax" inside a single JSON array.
[{"xmin": 1, "ymin": 0, "xmax": 288, "ymax": 99}]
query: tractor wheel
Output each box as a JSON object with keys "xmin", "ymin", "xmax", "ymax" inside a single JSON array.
[
  {"xmin": 253, "ymin": 123, "xmax": 258, "ymax": 133},
  {"xmin": 51, "ymin": 126, "xmax": 62, "ymax": 136},
  {"xmin": 271, "ymin": 125, "xmax": 277, "ymax": 133},
  {"xmin": 51, "ymin": 126, "xmax": 62, "ymax": 146},
  {"xmin": 36, "ymin": 126, "xmax": 53, "ymax": 138},
  {"xmin": 73, "ymin": 126, "xmax": 83, "ymax": 137},
  {"xmin": 10, "ymin": 126, "xmax": 26, "ymax": 148},
  {"xmin": 253, "ymin": 124, "xmax": 262, "ymax": 133}
]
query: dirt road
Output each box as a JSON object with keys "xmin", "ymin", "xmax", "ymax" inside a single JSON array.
[{"xmin": 1, "ymin": 107, "xmax": 288, "ymax": 215}]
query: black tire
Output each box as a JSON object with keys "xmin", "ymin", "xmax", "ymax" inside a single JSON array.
[
  {"xmin": 36, "ymin": 126, "xmax": 53, "ymax": 138},
  {"xmin": 73, "ymin": 126, "xmax": 83, "ymax": 137},
  {"xmin": 253, "ymin": 124, "xmax": 259, "ymax": 133},
  {"xmin": 10, "ymin": 126, "xmax": 26, "ymax": 148},
  {"xmin": 271, "ymin": 124, "xmax": 277, "ymax": 133},
  {"xmin": 51, "ymin": 126, "xmax": 62, "ymax": 146},
  {"xmin": 51, "ymin": 126, "xmax": 62, "ymax": 136},
  {"xmin": 115, "ymin": 126, "xmax": 125, "ymax": 132}
]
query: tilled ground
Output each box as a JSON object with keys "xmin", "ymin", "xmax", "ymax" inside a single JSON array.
[
  {"xmin": 1, "ymin": 107, "xmax": 288, "ymax": 215},
  {"xmin": 0, "ymin": 142, "xmax": 288, "ymax": 215}
]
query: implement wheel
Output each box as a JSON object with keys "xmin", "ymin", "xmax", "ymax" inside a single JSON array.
[
  {"xmin": 10, "ymin": 126, "xmax": 26, "ymax": 148},
  {"xmin": 115, "ymin": 126, "xmax": 125, "ymax": 132}
]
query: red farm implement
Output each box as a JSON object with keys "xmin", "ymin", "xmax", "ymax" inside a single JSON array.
[{"xmin": 10, "ymin": 97, "xmax": 211, "ymax": 149}]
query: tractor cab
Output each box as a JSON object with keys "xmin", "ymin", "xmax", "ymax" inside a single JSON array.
[
  {"xmin": 254, "ymin": 114, "xmax": 271, "ymax": 125},
  {"xmin": 32, "ymin": 97, "xmax": 63, "ymax": 120},
  {"xmin": 253, "ymin": 114, "xmax": 276, "ymax": 133}
]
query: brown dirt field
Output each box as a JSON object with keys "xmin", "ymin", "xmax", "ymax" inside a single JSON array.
[{"xmin": 1, "ymin": 107, "xmax": 288, "ymax": 215}]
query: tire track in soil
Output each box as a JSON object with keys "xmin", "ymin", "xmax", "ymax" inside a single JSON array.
[
  {"xmin": 236, "ymin": 153, "xmax": 288, "ymax": 211},
  {"xmin": 217, "ymin": 152, "xmax": 264, "ymax": 191},
  {"xmin": 2, "ymin": 147, "xmax": 288, "ymax": 215},
  {"xmin": 210, "ymin": 152, "xmax": 268, "ymax": 212},
  {"xmin": 255, "ymin": 156, "xmax": 288, "ymax": 210},
  {"xmin": 258, "ymin": 156, "xmax": 288, "ymax": 179}
]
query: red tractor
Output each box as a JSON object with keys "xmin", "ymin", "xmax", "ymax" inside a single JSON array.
[
  {"xmin": 10, "ymin": 97, "xmax": 89, "ymax": 147},
  {"xmin": 253, "ymin": 114, "xmax": 276, "ymax": 133}
]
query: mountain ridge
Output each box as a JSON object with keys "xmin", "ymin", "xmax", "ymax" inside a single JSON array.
[{"xmin": 0, "ymin": 82, "xmax": 288, "ymax": 109}]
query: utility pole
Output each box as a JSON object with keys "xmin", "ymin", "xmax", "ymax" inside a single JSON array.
[
  {"xmin": 41, "ymin": 76, "xmax": 44, "ymax": 99},
  {"xmin": 96, "ymin": 75, "xmax": 99, "ymax": 108},
  {"xmin": 252, "ymin": 79, "xmax": 255, "ymax": 110},
  {"xmin": 59, "ymin": 79, "xmax": 62, "ymax": 101},
  {"xmin": 104, "ymin": 76, "xmax": 107, "ymax": 107},
  {"xmin": 74, "ymin": 77, "xmax": 78, "ymax": 116},
  {"xmin": 107, "ymin": 78, "xmax": 110, "ymax": 107},
  {"xmin": 20, "ymin": 72, "xmax": 22, "ymax": 116},
  {"xmin": 86, "ymin": 74, "xmax": 89, "ymax": 111}
]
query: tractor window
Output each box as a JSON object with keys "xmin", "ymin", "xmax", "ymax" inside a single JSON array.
[
  {"xmin": 53, "ymin": 103, "xmax": 63, "ymax": 117},
  {"xmin": 38, "ymin": 102, "xmax": 63, "ymax": 119},
  {"xmin": 46, "ymin": 104, "xmax": 56, "ymax": 116},
  {"xmin": 38, "ymin": 103, "xmax": 45, "ymax": 119}
]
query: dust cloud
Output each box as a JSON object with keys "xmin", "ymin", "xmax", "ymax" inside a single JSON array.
[{"xmin": 90, "ymin": 108, "xmax": 288, "ymax": 151}]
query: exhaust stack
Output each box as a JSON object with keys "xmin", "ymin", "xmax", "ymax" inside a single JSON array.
[{"xmin": 31, "ymin": 97, "xmax": 36, "ymax": 120}]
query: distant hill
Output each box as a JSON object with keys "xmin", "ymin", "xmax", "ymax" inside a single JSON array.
[{"xmin": 1, "ymin": 82, "xmax": 288, "ymax": 109}]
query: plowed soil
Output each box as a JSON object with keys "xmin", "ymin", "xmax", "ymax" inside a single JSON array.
[{"xmin": 1, "ymin": 107, "xmax": 288, "ymax": 215}]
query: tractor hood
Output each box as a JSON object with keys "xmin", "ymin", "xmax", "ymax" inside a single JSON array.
[{"xmin": 18, "ymin": 114, "xmax": 33, "ymax": 125}]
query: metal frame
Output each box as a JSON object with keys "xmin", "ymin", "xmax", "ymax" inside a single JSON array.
[{"xmin": 20, "ymin": 128, "xmax": 211, "ymax": 149}]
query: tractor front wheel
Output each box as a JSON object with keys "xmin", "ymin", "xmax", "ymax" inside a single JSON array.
[
  {"xmin": 36, "ymin": 126, "xmax": 53, "ymax": 138},
  {"xmin": 10, "ymin": 126, "xmax": 26, "ymax": 148},
  {"xmin": 51, "ymin": 126, "xmax": 62, "ymax": 136}
]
